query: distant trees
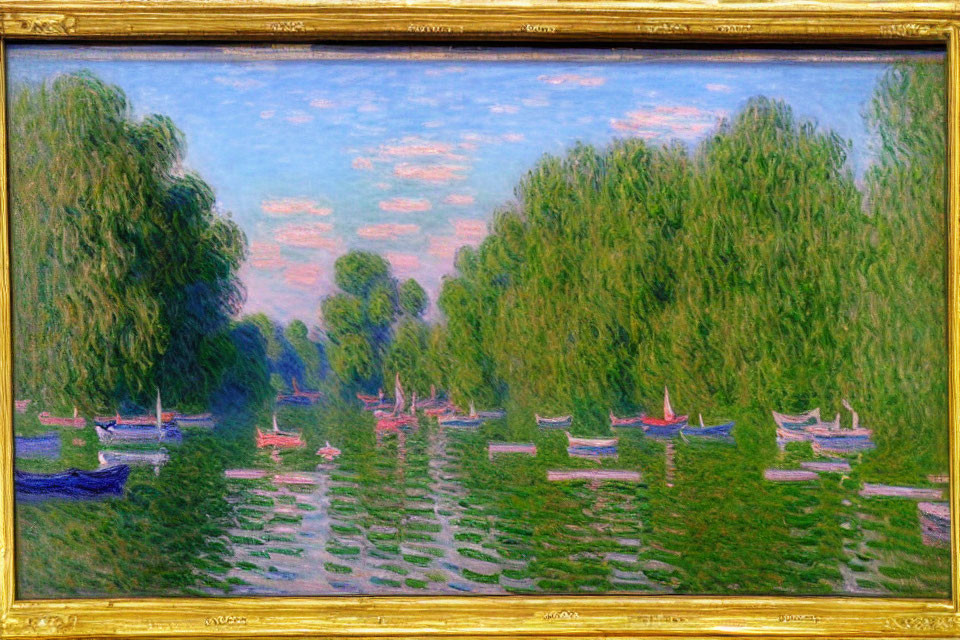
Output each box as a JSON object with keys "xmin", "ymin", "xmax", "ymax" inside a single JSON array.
[
  {"xmin": 10, "ymin": 71, "xmax": 247, "ymax": 411},
  {"xmin": 320, "ymin": 250, "xmax": 431, "ymax": 394}
]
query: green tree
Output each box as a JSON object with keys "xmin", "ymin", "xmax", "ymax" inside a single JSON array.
[
  {"xmin": 10, "ymin": 71, "xmax": 245, "ymax": 411},
  {"xmin": 284, "ymin": 320, "xmax": 324, "ymax": 389},
  {"xmin": 333, "ymin": 251, "xmax": 390, "ymax": 298},
  {"xmin": 398, "ymin": 278, "xmax": 428, "ymax": 317}
]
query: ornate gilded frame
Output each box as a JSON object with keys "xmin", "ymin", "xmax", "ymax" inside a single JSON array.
[{"xmin": 0, "ymin": 1, "xmax": 959, "ymax": 638}]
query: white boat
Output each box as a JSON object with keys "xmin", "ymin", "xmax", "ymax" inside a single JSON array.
[{"xmin": 565, "ymin": 432, "xmax": 618, "ymax": 448}]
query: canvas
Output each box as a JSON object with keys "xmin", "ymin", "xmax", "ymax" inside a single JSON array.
[{"xmin": 7, "ymin": 45, "xmax": 950, "ymax": 599}]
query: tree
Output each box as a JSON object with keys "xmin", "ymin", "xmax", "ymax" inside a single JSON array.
[
  {"xmin": 284, "ymin": 320, "xmax": 325, "ymax": 389},
  {"xmin": 399, "ymin": 279, "xmax": 428, "ymax": 317},
  {"xmin": 10, "ymin": 71, "xmax": 245, "ymax": 411},
  {"xmin": 333, "ymin": 251, "xmax": 390, "ymax": 298}
]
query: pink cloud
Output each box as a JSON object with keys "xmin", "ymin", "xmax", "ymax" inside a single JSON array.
[
  {"xmin": 286, "ymin": 111, "xmax": 314, "ymax": 125},
  {"xmin": 283, "ymin": 264, "xmax": 322, "ymax": 288},
  {"xmin": 249, "ymin": 242, "xmax": 288, "ymax": 270},
  {"xmin": 502, "ymin": 133, "xmax": 526, "ymax": 143},
  {"xmin": 352, "ymin": 157, "xmax": 374, "ymax": 170},
  {"xmin": 610, "ymin": 105, "xmax": 724, "ymax": 140},
  {"xmin": 379, "ymin": 139, "xmax": 456, "ymax": 158},
  {"xmin": 357, "ymin": 223, "xmax": 420, "ymax": 240},
  {"xmin": 537, "ymin": 74, "xmax": 606, "ymax": 87},
  {"xmin": 522, "ymin": 96, "xmax": 550, "ymax": 108},
  {"xmin": 385, "ymin": 252, "xmax": 421, "ymax": 272},
  {"xmin": 490, "ymin": 104, "xmax": 519, "ymax": 114},
  {"xmin": 394, "ymin": 163, "xmax": 466, "ymax": 183},
  {"xmin": 260, "ymin": 110, "xmax": 276, "ymax": 119},
  {"xmin": 427, "ymin": 236, "xmax": 465, "ymax": 259},
  {"xmin": 309, "ymin": 98, "xmax": 336, "ymax": 108},
  {"xmin": 444, "ymin": 194, "xmax": 475, "ymax": 206},
  {"xmin": 706, "ymin": 83, "xmax": 732, "ymax": 93},
  {"xmin": 274, "ymin": 223, "xmax": 340, "ymax": 251},
  {"xmin": 262, "ymin": 198, "xmax": 332, "ymax": 216},
  {"xmin": 357, "ymin": 103, "xmax": 380, "ymax": 113},
  {"xmin": 453, "ymin": 219, "xmax": 487, "ymax": 243},
  {"xmin": 379, "ymin": 197, "xmax": 432, "ymax": 213}
]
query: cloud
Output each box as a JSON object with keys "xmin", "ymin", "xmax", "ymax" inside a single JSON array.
[
  {"xmin": 262, "ymin": 198, "xmax": 332, "ymax": 216},
  {"xmin": 502, "ymin": 133, "xmax": 526, "ymax": 143},
  {"xmin": 283, "ymin": 264, "xmax": 323, "ymax": 288},
  {"xmin": 427, "ymin": 236, "xmax": 463, "ymax": 259},
  {"xmin": 393, "ymin": 163, "xmax": 466, "ymax": 183},
  {"xmin": 260, "ymin": 110, "xmax": 276, "ymax": 119},
  {"xmin": 379, "ymin": 139, "xmax": 457, "ymax": 159},
  {"xmin": 522, "ymin": 96, "xmax": 550, "ymax": 108},
  {"xmin": 379, "ymin": 197, "xmax": 432, "ymax": 213},
  {"xmin": 274, "ymin": 223, "xmax": 340, "ymax": 251},
  {"xmin": 249, "ymin": 242, "xmax": 288, "ymax": 270},
  {"xmin": 285, "ymin": 111, "xmax": 314, "ymax": 125},
  {"xmin": 537, "ymin": 74, "xmax": 606, "ymax": 87},
  {"xmin": 385, "ymin": 252, "xmax": 421, "ymax": 272},
  {"xmin": 357, "ymin": 223, "xmax": 420, "ymax": 240},
  {"xmin": 444, "ymin": 194, "xmax": 475, "ymax": 206},
  {"xmin": 214, "ymin": 76, "xmax": 264, "ymax": 90},
  {"xmin": 490, "ymin": 104, "xmax": 519, "ymax": 114},
  {"xmin": 452, "ymin": 218, "xmax": 487, "ymax": 242},
  {"xmin": 706, "ymin": 83, "xmax": 732, "ymax": 93},
  {"xmin": 610, "ymin": 104, "xmax": 724, "ymax": 140},
  {"xmin": 352, "ymin": 157, "xmax": 374, "ymax": 170},
  {"xmin": 425, "ymin": 65, "xmax": 466, "ymax": 76},
  {"xmin": 357, "ymin": 103, "xmax": 380, "ymax": 113},
  {"xmin": 309, "ymin": 97, "xmax": 336, "ymax": 108}
]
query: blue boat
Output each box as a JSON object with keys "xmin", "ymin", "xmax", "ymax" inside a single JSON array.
[
  {"xmin": 682, "ymin": 415, "xmax": 735, "ymax": 439},
  {"xmin": 643, "ymin": 422, "xmax": 686, "ymax": 438},
  {"xmin": 811, "ymin": 434, "xmax": 875, "ymax": 452},
  {"xmin": 96, "ymin": 424, "xmax": 182, "ymax": 444},
  {"xmin": 567, "ymin": 445, "xmax": 618, "ymax": 457},
  {"xmin": 15, "ymin": 465, "xmax": 130, "ymax": 499},
  {"xmin": 14, "ymin": 432, "xmax": 61, "ymax": 460}
]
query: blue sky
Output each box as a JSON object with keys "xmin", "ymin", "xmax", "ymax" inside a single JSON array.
[{"xmin": 8, "ymin": 46, "xmax": 942, "ymax": 325}]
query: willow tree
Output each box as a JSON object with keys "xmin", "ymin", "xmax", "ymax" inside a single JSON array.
[{"xmin": 10, "ymin": 71, "xmax": 246, "ymax": 410}]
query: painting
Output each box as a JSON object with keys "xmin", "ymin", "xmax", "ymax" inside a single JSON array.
[{"xmin": 8, "ymin": 45, "xmax": 950, "ymax": 599}]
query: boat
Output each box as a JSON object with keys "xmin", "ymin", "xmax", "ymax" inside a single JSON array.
[
  {"xmin": 425, "ymin": 403, "xmax": 457, "ymax": 417},
  {"xmin": 567, "ymin": 445, "xmax": 618, "ymax": 458},
  {"xmin": 439, "ymin": 401, "xmax": 484, "ymax": 428},
  {"xmin": 535, "ymin": 414, "xmax": 573, "ymax": 428},
  {"xmin": 609, "ymin": 411, "xmax": 646, "ymax": 427},
  {"xmin": 96, "ymin": 424, "xmax": 181, "ymax": 444},
  {"xmin": 93, "ymin": 415, "xmax": 117, "ymax": 427},
  {"xmin": 357, "ymin": 390, "xmax": 384, "ymax": 405},
  {"xmin": 15, "ymin": 465, "xmax": 130, "ymax": 499},
  {"xmin": 14, "ymin": 399, "xmax": 30, "ymax": 414},
  {"xmin": 377, "ymin": 415, "xmax": 418, "ymax": 430},
  {"xmin": 99, "ymin": 448, "xmax": 169, "ymax": 474},
  {"xmin": 565, "ymin": 432, "xmax": 618, "ymax": 448},
  {"xmin": 37, "ymin": 407, "xmax": 86, "ymax": 428},
  {"xmin": 772, "ymin": 408, "xmax": 821, "ymax": 430},
  {"xmin": 682, "ymin": 414, "xmax": 735, "ymax": 439},
  {"xmin": 417, "ymin": 385, "xmax": 444, "ymax": 410},
  {"xmin": 175, "ymin": 413, "xmax": 216, "ymax": 428},
  {"xmin": 476, "ymin": 409, "xmax": 506, "ymax": 419},
  {"xmin": 316, "ymin": 441, "xmax": 342, "ymax": 461},
  {"xmin": 278, "ymin": 378, "xmax": 323, "ymax": 405},
  {"xmin": 256, "ymin": 428, "xmax": 304, "ymax": 448},
  {"xmin": 14, "ymin": 432, "xmax": 61, "ymax": 460}
]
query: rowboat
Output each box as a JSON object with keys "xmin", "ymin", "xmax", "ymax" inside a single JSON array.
[
  {"xmin": 357, "ymin": 390, "xmax": 384, "ymax": 405},
  {"xmin": 567, "ymin": 445, "xmax": 618, "ymax": 458},
  {"xmin": 609, "ymin": 411, "xmax": 646, "ymax": 427},
  {"xmin": 96, "ymin": 424, "xmax": 182, "ymax": 444},
  {"xmin": 424, "ymin": 403, "xmax": 457, "ymax": 416},
  {"xmin": 175, "ymin": 413, "xmax": 216, "ymax": 428},
  {"xmin": 14, "ymin": 399, "xmax": 30, "ymax": 413},
  {"xmin": 682, "ymin": 414, "xmax": 735, "ymax": 439},
  {"xmin": 316, "ymin": 441, "xmax": 342, "ymax": 461},
  {"xmin": 255, "ymin": 428, "xmax": 304, "ymax": 448},
  {"xmin": 15, "ymin": 465, "xmax": 130, "ymax": 499},
  {"xmin": 98, "ymin": 448, "xmax": 169, "ymax": 474},
  {"xmin": 565, "ymin": 432, "xmax": 618, "ymax": 448},
  {"xmin": 14, "ymin": 432, "xmax": 61, "ymax": 460},
  {"xmin": 476, "ymin": 409, "xmax": 506, "ymax": 419},
  {"xmin": 536, "ymin": 414, "xmax": 572, "ymax": 428},
  {"xmin": 772, "ymin": 408, "xmax": 821, "ymax": 430},
  {"xmin": 37, "ymin": 408, "xmax": 86, "ymax": 428},
  {"xmin": 377, "ymin": 415, "xmax": 418, "ymax": 430},
  {"xmin": 440, "ymin": 401, "xmax": 484, "ymax": 428}
]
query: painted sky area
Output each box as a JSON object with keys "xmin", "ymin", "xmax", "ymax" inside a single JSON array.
[{"xmin": 7, "ymin": 46, "xmax": 941, "ymax": 325}]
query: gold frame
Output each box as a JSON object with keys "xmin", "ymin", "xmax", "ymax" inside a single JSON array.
[{"xmin": 1, "ymin": 2, "xmax": 959, "ymax": 638}]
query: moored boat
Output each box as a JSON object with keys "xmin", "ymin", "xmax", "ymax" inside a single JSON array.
[
  {"xmin": 175, "ymin": 413, "xmax": 216, "ymax": 428},
  {"xmin": 98, "ymin": 448, "xmax": 169, "ymax": 473},
  {"xmin": 609, "ymin": 411, "xmax": 645, "ymax": 427},
  {"xmin": 96, "ymin": 424, "xmax": 182, "ymax": 444},
  {"xmin": 536, "ymin": 414, "xmax": 572, "ymax": 428},
  {"xmin": 278, "ymin": 378, "xmax": 322, "ymax": 405},
  {"xmin": 476, "ymin": 409, "xmax": 506, "ymax": 419},
  {"xmin": 316, "ymin": 441, "xmax": 342, "ymax": 461},
  {"xmin": 772, "ymin": 408, "xmax": 821, "ymax": 430},
  {"xmin": 14, "ymin": 432, "xmax": 61, "ymax": 460},
  {"xmin": 37, "ymin": 407, "xmax": 86, "ymax": 428},
  {"xmin": 565, "ymin": 432, "xmax": 618, "ymax": 448},
  {"xmin": 255, "ymin": 428, "xmax": 304, "ymax": 448},
  {"xmin": 440, "ymin": 401, "xmax": 484, "ymax": 428},
  {"xmin": 15, "ymin": 465, "xmax": 130, "ymax": 499},
  {"xmin": 567, "ymin": 445, "xmax": 618, "ymax": 458},
  {"xmin": 682, "ymin": 414, "xmax": 735, "ymax": 439}
]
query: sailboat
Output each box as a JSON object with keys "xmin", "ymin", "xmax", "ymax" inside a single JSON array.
[
  {"xmin": 95, "ymin": 390, "xmax": 181, "ymax": 443},
  {"xmin": 681, "ymin": 414, "xmax": 735, "ymax": 439},
  {"xmin": 376, "ymin": 374, "xmax": 417, "ymax": 429},
  {"xmin": 37, "ymin": 406, "xmax": 86, "ymax": 428},
  {"xmin": 439, "ymin": 400, "xmax": 484, "ymax": 428},
  {"xmin": 255, "ymin": 414, "xmax": 304, "ymax": 448},
  {"xmin": 636, "ymin": 386, "xmax": 688, "ymax": 437}
]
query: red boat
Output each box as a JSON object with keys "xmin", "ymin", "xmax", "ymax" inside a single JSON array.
[
  {"xmin": 37, "ymin": 408, "xmax": 86, "ymax": 429},
  {"xmin": 376, "ymin": 415, "xmax": 418, "ymax": 430},
  {"xmin": 357, "ymin": 390, "xmax": 384, "ymax": 405},
  {"xmin": 256, "ymin": 428, "xmax": 304, "ymax": 448}
]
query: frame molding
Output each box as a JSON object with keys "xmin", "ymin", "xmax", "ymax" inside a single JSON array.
[{"xmin": 1, "ymin": 4, "xmax": 959, "ymax": 639}]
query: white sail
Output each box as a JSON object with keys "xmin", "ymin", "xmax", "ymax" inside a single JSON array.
[
  {"xmin": 430, "ymin": 384, "xmax": 436, "ymax": 401},
  {"xmin": 469, "ymin": 401, "xmax": 476, "ymax": 417},
  {"xmin": 664, "ymin": 386, "xmax": 675, "ymax": 420},
  {"xmin": 842, "ymin": 399, "xmax": 859, "ymax": 430},
  {"xmin": 410, "ymin": 392, "xmax": 417, "ymax": 415},
  {"xmin": 699, "ymin": 413, "xmax": 705, "ymax": 429},
  {"xmin": 272, "ymin": 413, "xmax": 279, "ymax": 433},
  {"xmin": 156, "ymin": 388, "xmax": 162, "ymax": 429},
  {"xmin": 394, "ymin": 373, "xmax": 405, "ymax": 414}
]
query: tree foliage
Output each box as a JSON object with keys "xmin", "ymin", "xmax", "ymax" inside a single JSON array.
[{"xmin": 10, "ymin": 71, "xmax": 246, "ymax": 411}]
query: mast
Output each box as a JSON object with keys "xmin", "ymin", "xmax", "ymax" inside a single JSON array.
[
  {"xmin": 272, "ymin": 413, "xmax": 279, "ymax": 433},
  {"xmin": 664, "ymin": 386, "xmax": 674, "ymax": 420},
  {"xmin": 156, "ymin": 387, "xmax": 162, "ymax": 431},
  {"xmin": 394, "ymin": 373, "xmax": 405, "ymax": 414}
]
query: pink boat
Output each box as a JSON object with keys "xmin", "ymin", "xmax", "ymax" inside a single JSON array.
[
  {"xmin": 37, "ymin": 408, "xmax": 86, "ymax": 428},
  {"xmin": 316, "ymin": 441, "xmax": 342, "ymax": 461},
  {"xmin": 15, "ymin": 400, "xmax": 31, "ymax": 414}
]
